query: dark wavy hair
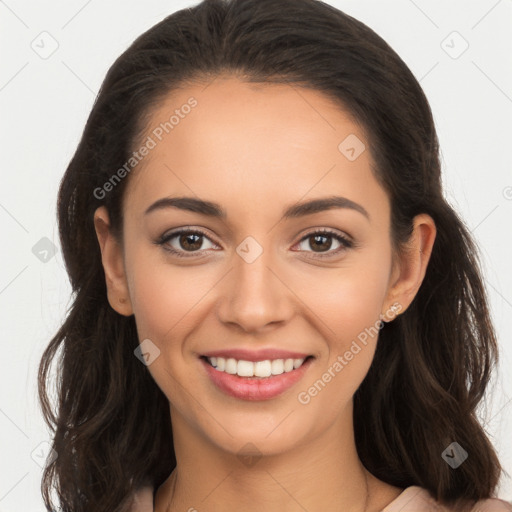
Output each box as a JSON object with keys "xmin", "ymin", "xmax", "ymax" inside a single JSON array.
[{"xmin": 38, "ymin": 0, "xmax": 503, "ymax": 510}]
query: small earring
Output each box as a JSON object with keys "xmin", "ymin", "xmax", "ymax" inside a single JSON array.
[{"xmin": 119, "ymin": 297, "xmax": 127, "ymax": 304}]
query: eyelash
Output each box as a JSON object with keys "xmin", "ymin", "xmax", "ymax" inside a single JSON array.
[{"xmin": 155, "ymin": 227, "xmax": 354, "ymax": 260}]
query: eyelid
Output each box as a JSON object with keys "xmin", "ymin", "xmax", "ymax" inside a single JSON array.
[
  {"xmin": 155, "ymin": 227, "xmax": 219, "ymax": 258},
  {"xmin": 155, "ymin": 226, "xmax": 355, "ymax": 259},
  {"xmin": 295, "ymin": 226, "xmax": 354, "ymax": 245},
  {"xmin": 292, "ymin": 228, "xmax": 354, "ymax": 259}
]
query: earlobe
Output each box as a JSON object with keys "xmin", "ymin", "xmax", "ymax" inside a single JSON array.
[
  {"xmin": 93, "ymin": 206, "xmax": 133, "ymax": 316},
  {"xmin": 383, "ymin": 213, "xmax": 437, "ymax": 318}
]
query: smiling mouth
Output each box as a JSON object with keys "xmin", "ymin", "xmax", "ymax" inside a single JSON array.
[{"xmin": 201, "ymin": 355, "xmax": 314, "ymax": 378}]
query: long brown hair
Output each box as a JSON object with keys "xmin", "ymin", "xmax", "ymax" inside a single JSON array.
[{"xmin": 38, "ymin": 0, "xmax": 502, "ymax": 510}]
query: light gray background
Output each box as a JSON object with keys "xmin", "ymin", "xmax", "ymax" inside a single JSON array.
[{"xmin": 1, "ymin": 0, "xmax": 511, "ymax": 509}]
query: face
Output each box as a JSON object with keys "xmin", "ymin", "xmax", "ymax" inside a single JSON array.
[{"xmin": 95, "ymin": 75, "xmax": 434, "ymax": 459}]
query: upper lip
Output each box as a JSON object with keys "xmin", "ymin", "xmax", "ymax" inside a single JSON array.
[{"xmin": 201, "ymin": 348, "xmax": 312, "ymax": 362}]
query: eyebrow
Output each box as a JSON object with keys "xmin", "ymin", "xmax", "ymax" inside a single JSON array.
[{"xmin": 144, "ymin": 195, "xmax": 370, "ymax": 221}]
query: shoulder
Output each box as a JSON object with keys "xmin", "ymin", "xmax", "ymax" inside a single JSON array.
[
  {"xmin": 471, "ymin": 498, "xmax": 512, "ymax": 512},
  {"xmin": 383, "ymin": 486, "xmax": 512, "ymax": 512},
  {"xmin": 128, "ymin": 484, "xmax": 512, "ymax": 512},
  {"xmin": 128, "ymin": 485, "xmax": 155, "ymax": 512}
]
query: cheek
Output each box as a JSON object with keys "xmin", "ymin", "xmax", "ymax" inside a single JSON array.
[
  {"xmin": 126, "ymin": 250, "xmax": 216, "ymax": 401},
  {"xmin": 129, "ymin": 233, "xmax": 392, "ymax": 347},
  {"xmin": 295, "ymin": 267, "xmax": 389, "ymax": 413},
  {"xmin": 126, "ymin": 243, "xmax": 215, "ymax": 342},
  {"xmin": 303, "ymin": 246, "xmax": 392, "ymax": 345},
  {"xmin": 297, "ymin": 244, "xmax": 392, "ymax": 392}
]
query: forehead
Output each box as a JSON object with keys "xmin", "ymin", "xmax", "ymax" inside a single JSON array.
[{"xmin": 123, "ymin": 76, "xmax": 388, "ymax": 227}]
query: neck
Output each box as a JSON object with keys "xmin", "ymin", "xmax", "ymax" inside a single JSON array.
[{"xmin": 154, "ymin": 406, "xmax": 398, "ymax": 512}]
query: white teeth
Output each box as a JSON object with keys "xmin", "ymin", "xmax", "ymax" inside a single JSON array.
[
  {"xmin": 254, "ymin": 360, "xmax": 272, "ymax": 377},
  {"xmin": 225, "ymin": 358, "xmax": 237, "ymax": 374},
  {"xmin": 284, "ymin": 358, "xmax": 294, "ymax": 372},
  {"xmin": 271, "ymin": 359, "xmax": 284, "ymax": 375},
  {"xmin": 237, "ymin": 360, "xmax": 254, "ymax": 377},
  {"xmin": 206, "ymin": 356, "xmax": 307, "ymax": 377}
]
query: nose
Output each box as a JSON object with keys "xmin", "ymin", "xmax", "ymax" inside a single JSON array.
[{"xmin": 216, "ymin": 245, "xmax": 295, "ymax": 334}]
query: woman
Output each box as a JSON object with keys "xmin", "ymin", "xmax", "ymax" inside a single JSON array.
[{"xmin": 37, "ymin": 0, "xmax": 512, "ymax": 511}]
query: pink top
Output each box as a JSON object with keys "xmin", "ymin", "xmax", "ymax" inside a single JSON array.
[{"xmin": 129, "ymin": 485, "xmax": 512, "ymax": 511}]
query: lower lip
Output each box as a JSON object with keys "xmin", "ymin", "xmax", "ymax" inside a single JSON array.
[{"xmin": 201, "ymin": 357, "xmax": 313, "ymax": 401}]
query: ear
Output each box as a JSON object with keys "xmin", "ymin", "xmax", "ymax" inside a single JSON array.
[
  {"xmin": 382, "ymin": 213, "xmax": 437, "ymax": 320},
  {"xmin": 93, "ymin": 206, "xmax": 133, "ymax": 316}
]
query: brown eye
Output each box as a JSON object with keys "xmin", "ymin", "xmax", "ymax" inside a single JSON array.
[
  {"xmin": 156, "ymin": 228, "xmax": 218, "ymax": 258},
  {"xmin": 306, "ymin": 233, "xmax": 333, "ymax": 252},
  {"xmin": 177, "ymin": 232, "xmax": 203, "ymax": 251},
  {"xmin": 295, "ymin": 229, "xmax": 353, "ymax": 258}
]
